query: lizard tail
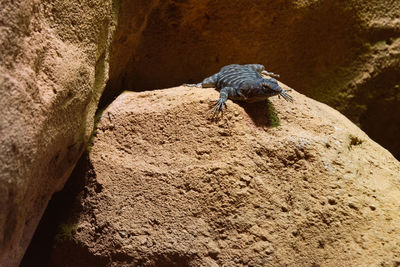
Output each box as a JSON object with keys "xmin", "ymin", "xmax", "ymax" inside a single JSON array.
[{"xmin": 183, "ymin": 83, "xmax": 202, "ymax": 88}]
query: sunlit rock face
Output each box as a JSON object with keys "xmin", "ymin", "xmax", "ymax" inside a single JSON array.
[
  {"xmin": 104, "ymin": 0, "xmax": 400, "ymax": 159},
  {"xmin": 50, "ymin": 86, "xmax": 400, "ymax": 266},
  {"xmin": 0, "ymin": 0, "xmax": 116, "ymax": 266}
]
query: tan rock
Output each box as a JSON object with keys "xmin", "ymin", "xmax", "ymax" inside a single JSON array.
[
  {"xmin": 0, "ymin": 0, "xmax": 116, "ymax": 266},
  {"xmin": 103, "ymin": 0, "xmax": 400, "ymax": 159},
  {"xmin": 52, "ymin": 85, "xmax": 400, "ymax": 266}
]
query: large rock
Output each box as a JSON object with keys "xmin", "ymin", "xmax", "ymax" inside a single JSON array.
[
  {"xmin": 103, "ymin": 0, "xmax": 400, "ymax": 159},
  {"xmin": 51, "ymin": 85, "xmax": 400, "ymax": 266},
  {"xmin": 0, "ymin": 0, "xmax": 116, "ymax": 266}
]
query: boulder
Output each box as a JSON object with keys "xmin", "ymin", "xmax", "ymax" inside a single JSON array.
[
  {"xmin": 0, "ymin": 0, "xmax": 116, "ymax": 266},
  {"xmin": 51, "ymin": 85, "xmax": 400, "ymax": 266},
  {"xmin": 103, "ymin": 0, "xmax": 400, "ymax": 159}
]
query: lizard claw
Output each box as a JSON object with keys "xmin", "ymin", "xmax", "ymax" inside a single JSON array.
[
  {"xmin": 279, "ymin": 90, "xmax": 294, "ymax": 102},
  {"xmin": 211, "ymin": 99, "xmax": 227, "ymax": 116}
]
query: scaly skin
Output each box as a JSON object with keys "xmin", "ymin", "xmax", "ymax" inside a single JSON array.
[{"xmin": 185, "ymin": 64, "xmax": 294, "ymax": 115}]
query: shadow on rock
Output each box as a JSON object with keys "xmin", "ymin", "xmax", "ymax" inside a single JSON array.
[{"xmin": 238, "ymin": 99, "xmax": 280, "ymax": 127}]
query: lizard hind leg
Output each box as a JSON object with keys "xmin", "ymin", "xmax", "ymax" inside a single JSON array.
[
  {"xmin": 261, "ymin": 70, "xmax": 280, "ymax": 78},
  {"xmin": 201, "ymin": 73, "xmax": 219, "ymax": 88}
]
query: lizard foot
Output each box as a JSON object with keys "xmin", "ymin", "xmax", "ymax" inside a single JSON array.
[
  {"xmin": 279, "ymin": 90, "xmax": 294, "ymax": 102},
  {"xmin": 210, "ymin": 99, "xmax": 227, "ymax": 116}
]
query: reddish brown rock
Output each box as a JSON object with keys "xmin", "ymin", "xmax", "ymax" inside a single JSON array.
[
  {"xmin": 52, "ymin": 85, "xmax": 400, "ymax": 266},
  {"xmin": 0, "ymin": 1, "xmax": 116, "ymax": 266}
]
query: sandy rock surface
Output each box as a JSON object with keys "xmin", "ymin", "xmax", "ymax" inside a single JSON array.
[
  {"xmin": 0, "ymin": 1, "xmax": 116, "ymax": 266},
  {"xmin": 52, "ymin": 85, "xmax": 400, "ymax": 266},
  {"xmin": 104, "ymin": 0, "xmax": 400, "ymax": 159}
]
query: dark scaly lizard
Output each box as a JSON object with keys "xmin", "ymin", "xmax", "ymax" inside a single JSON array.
[{"xmin": 184, "ymin": 64, "xmax": 294, "ymax": 115}]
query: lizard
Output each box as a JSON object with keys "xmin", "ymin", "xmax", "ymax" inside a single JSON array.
[{"xmin": 184, "ymin": 64, "xmax": 294, "ymax": 115}]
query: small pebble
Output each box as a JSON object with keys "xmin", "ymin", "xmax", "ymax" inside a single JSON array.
[{"xmin": 328, "ymin": 197, "xmax": 337, "ymax": 205}]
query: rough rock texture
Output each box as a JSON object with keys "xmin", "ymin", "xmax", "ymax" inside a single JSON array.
[
  {"xmin": 51, "ymin": 86, "xmax": 400, "ymax": 266},
  {"xmin": 0, "ymin": 1, "xmax": 117, "ymax": 266},
  {"xmin": 102, "ymin": 0, "xmax": 400, "ymax": 159}
]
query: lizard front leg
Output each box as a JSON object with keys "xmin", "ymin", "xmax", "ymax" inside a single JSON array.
[{"xmin": 211, "ymin": 86, "xmax": 236, "ymax": 116}]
